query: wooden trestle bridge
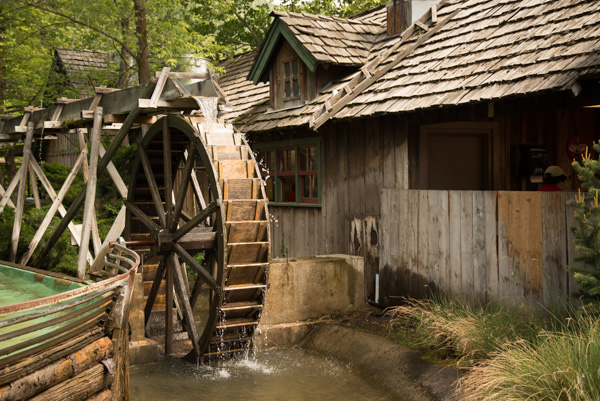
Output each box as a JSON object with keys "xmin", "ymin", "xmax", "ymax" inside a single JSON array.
[{"xmin": 0, "ymin": 68, "xmax": 271, "ymax": 362}]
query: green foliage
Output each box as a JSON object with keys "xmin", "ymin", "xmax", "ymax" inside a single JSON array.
[
  {"xmin": 278, "ymin": 0, "xmax": 384, "ymax": 18},
  {"xmin": 41, "ymin": 162, "xmax": 85, "ymax": 208},
  {"xmin": 0, "ymin": 205, "xmax": 79, "ymax": 275},
  {"xmin": 570, "ymin": 141, "xmax": 600, "ymax": 310},
  {"xmin": 1, "ymin": 0, "xmax": 204, "ymax": 110}
]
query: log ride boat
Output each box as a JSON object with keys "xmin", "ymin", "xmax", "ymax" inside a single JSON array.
[{"xmin": 0, "ymin": 242, "xmax": 140, "ymax": 400}]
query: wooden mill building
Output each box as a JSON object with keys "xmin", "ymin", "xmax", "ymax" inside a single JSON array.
[{"xmin": 220, "ymin": 0, "xmax": 600, "ymax": 306}]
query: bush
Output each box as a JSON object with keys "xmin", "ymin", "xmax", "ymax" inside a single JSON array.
[{"xmin": 571, "ymin": 141, "xmax": 600, "ymax": 310}]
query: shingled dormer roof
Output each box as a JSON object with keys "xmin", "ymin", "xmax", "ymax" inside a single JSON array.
[
  {"xmin": 247, "ymin": 10, "xmax": 383, "ymax": 84},
  {"xmin": 234, "ymin": 0, "xmax": 600, "ymax": 133},
  {"xmin": 52, "ymin": 48, "xmax": 117, "ymax": 98}
]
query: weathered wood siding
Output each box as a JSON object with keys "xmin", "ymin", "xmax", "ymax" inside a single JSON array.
[
  {"xmin": 44, "ymin": 131, "xmax": 79, "ymax": 166},
  {"xmin": 380, "ymin": 189, "xmax": 578, "ymax": 308},
  {"xmin": 266, "ymin": 115, "xmax": 407, "ymax": 299}
]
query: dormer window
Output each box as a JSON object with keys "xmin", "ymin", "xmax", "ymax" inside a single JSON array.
[{"xmin": 284, "ymin": 58, "xmax": 300, "ymax": 99}]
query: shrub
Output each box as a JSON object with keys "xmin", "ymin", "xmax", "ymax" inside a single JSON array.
[{"xmin": 571, "ymin": 141, "xmax": 600, "ymax": 310}]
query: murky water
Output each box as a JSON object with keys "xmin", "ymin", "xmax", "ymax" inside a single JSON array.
[{"xmin": 131, "ymin": 348, "xmax": 397, "ymax": 401}]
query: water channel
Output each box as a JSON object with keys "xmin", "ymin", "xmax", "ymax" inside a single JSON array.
[{"xmin": 131, "ymin": 348, "xmax": 397, "ymax": 401}]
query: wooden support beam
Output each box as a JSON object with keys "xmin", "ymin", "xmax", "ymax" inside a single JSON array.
[
  {"xmin": 20, "ymin": 153, "xmax": 86, "ymax": 266},
  {"xmin": 90, "ymin": 205, "xmax": 126, "ymax": 273},
  {"xmin": 148, "ymin": 67, "xmax": 171, "ymax": 108},
  {"xmin": 0, "ymin": 181, "xmax": 15, "ymax": 209},
  {"xmin": 27, "ymin": 157, "xmax": 92, "ymax": 265},
  {"xmin": 77, "ymin": 107, "xmax": 103, "ymax": 279},
  {"xmin": 33, "ymin": 82, "xmax": 155, "ymax": 268},
  {"xmin": 9, "ymin": 123, "xmax": 34, "ymax": 262}
]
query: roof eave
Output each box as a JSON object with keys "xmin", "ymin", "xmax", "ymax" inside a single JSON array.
[{"xmin": 248, "ymin": 18, "xmax": 318, "ymax": 85}]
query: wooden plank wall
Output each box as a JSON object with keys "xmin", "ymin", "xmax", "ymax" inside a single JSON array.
[
  {"xmin": 45, "ymin": 131, "xmax": 79, "ymax": 167},
  {"xmin": 380, "ymin": 189, "xmax": 578, "ymax": 308},
  {"xmin": 266, "ymin": 115, "xmax": 405, "ymax": 299}
]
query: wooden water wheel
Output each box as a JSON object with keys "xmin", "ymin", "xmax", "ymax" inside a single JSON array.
[
  {"xmin": 126, "ymin": 114, "xmax": 270, "ymax": 361},
  {"xmin": 0, "ymin": 73, "xmax": 271, "ymax": 362}
]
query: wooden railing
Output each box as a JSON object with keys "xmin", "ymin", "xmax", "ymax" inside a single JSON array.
[{"xmin": 379, "ymin": 190, "xmax": 581, "ymax": 308}]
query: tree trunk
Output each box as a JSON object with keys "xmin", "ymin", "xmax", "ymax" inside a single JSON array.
[
  {"xmin": 133, "ymin": 0, "xmax": 149, "ymax": 85},
  {"xmin": 118, "ymin": 13, "xmax": 131, "ymax": 88},
  {"xmin": 0, "ymin": 9, "xmax": 6, "ymax": 114}
]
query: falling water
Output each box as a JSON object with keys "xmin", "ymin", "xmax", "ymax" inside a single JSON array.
[{"xmin": 194, "ymin": 97, "xmax": 218, "ymax": 133}]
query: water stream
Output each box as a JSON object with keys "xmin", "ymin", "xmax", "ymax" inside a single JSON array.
[
  {"xmin": 131, "ymin": 348, "xmax": 397, "ymax": 401},
  {"xmin": 194, "ymin": 97, "xmax": 218, "ymax": 133}
]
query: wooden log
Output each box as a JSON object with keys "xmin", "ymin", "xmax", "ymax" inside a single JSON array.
[
  {"xmin": 86, "ymin": 389, "xmax": 112, "ymax": 401},
  {"xmin": 29, "ymin": 363, "xmax": 111, "ymax": 401},
  {"xmin": 0, "ymin": 328, "xmax": 103, "ymax": 387},
  {"xmin": 77, "ymin": 107, "xmax": 103, "ymax": 279},
  {"xmin": 0, "ymin": 338, "xmax": 112, "ymax": 401}
]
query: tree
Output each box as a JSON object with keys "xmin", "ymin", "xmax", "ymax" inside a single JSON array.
[
  {"xmin": 1, "ymin": 0, "xmax": 203, "ymax": 110},
  {"xmin": 570, "ymin": 142, "xmax": 600, "ymax": 310}
]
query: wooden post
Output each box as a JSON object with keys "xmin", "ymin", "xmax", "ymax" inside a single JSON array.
[
  {"xmin": 28, "ymin": 165, "xmax": 41, "ymax": 209},
  {"xmin": 77, "ymin": 107, "xmax": 102, "ymax": 280},
  {"xmin": 9, "ymin": 122, "xmax": 34, "ymax": 262}
]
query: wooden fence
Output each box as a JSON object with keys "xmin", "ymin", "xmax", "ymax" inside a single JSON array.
[{"xmin": 379, "ymin": 189, "xmax": 582, "ymax": 308}]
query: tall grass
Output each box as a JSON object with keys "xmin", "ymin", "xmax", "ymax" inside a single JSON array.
[
  {"xmin": 388, "ymin": 296, "xmax": 600, "ymax": 400},
  {"xmin": 387, "ymin": 296, "xmax": 539, "ymax": 365},
  {"xmin": 457, "ymin": 313, "xmax": 600, "ymax": 401}
]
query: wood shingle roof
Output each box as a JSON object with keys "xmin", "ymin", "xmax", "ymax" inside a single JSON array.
[
  {"xmin": 229, "ymin": 0, "xmax": 600, "ymax": 133},
  {"xmin": 273, "ymin": 10, "xmax": 382, "ymax": 67},
  {"xmin": 219, "ymin": 50, "xmax": 269, "ymax": 122}
]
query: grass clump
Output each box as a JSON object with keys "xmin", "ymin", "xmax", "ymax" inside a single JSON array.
[
  {"xmin": 389, "ymin": 296, "xmax": 600, "ymax": 400},
  {"xmin": 456, "ymin": 312, "xmax": 600, "ymax": 401},
  {"xmin": 387, "ymin": 296, "xmax": 539, "ymax": 366}
]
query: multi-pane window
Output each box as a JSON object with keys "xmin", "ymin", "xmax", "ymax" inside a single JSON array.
[
  {"xmin": 256, "ymin": 138, "xmax": 320, "ymax": 205},
  {"xmin": 283, "ymin": 58, "xmax": 300, "ymax": 99}
]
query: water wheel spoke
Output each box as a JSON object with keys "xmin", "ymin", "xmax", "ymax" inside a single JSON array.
[
  {"xmin": 124, "ymin": 200, "xmax": 159, "ymax": 233},
  {"xmin": 172, "ymin": 200, "xmax": 220, "ymax": 242},
  {"xmin": 171, "ymin": 146, "xmax": 198, "ymax": 232},
  {"xmin": 135, "ymin": 136, "xmax": 167, "ymax": 227},
  {"xmin": 172, "ymin": 242, "xmax": 218, "ymax": 290},
  {"xmin": 169, "ymin": 253, "xmax": 201, "ymax": 359},
  {"xmin": 144, "ymin": 258, "xmax": 166, "ymax": 327},
  {"xmin": 163, "ymin": 119, "xmax": 173, "ymax": 228}
]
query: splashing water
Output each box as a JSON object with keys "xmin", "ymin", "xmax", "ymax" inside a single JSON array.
[{"xmin": 194, "ymin": 97, "xmax": 218, "ymax": 132}]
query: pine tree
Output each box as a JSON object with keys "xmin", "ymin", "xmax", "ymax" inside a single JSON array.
[{"xmin": 570, "ymin": 141, "xmax": 600, "ymax": 310}]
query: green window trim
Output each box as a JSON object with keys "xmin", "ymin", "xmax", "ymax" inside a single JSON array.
[{"xmin": 254, "ymin": 137, "xmax": 321, "ymax": 207}]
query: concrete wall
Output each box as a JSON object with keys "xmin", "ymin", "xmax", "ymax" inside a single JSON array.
[{"xmin": 255, "ymin": 254, "xmax": 365, "ymax": 347}]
